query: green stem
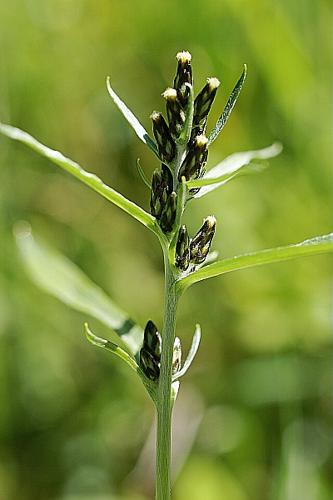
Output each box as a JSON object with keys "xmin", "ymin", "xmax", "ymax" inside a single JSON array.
[
  {"xmin": 155, "ymin": 96, "xmax": 192, "ymax": 499},
  {"xmin": 156, "ymin": 256, "xmax": 179, "ymax": 500}
]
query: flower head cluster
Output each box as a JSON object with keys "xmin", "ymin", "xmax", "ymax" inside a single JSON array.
[{"xmin": 149, "ymin": 50, "xmax": 218, "ymax": 273}]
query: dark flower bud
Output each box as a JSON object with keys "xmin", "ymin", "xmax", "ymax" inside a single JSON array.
[
  {"xmin": 175, "ymin": 225, "xmax": 190, "ymax": 271},
  {"xmin": 162, "ymin": 87, "xmax": 185, "ymax": 139},
  {"xmin": 190, "ymin": 216, "xmax": 216, "ymax": 264},
  {"xmin": 140, "ymin": 348, "xmax": 160, "ymax": 381},
  {"xmin": 159, "ymin": 191, "xmax": 177, "ymax": 233},
  {"xmin": 174, "ymin": 51, "xmax": 192, "ymax": 91},
  {"xmin": 161, "ymin": 163, "xmax": 173, "ymax": 187},
  {"xmin": 150, "ymin": 169, "xmax": 163, "ymax": 218},
  {"xmin": 172, "ymin": 337, "xmax": 182, "ymax": 375},
  {"xmin": 191, "ymin": 77, "xmax": 220, "ymax": 139},
  {"xmin": 143, "ymin": 320, "xmax": 162, "ymax": 361},
  {"xmin": 150, "ymin": 165, "xmax": 173, "ymax": 219},
  {"xmin": 151, "ymin": 111, "xmax": 176, "ymax": 163},
  {"xmin": 178, "ymin": 134, "xmax": 208, "ymax": 181}
]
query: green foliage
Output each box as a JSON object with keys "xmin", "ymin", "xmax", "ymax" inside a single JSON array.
[
  {"xmin": 188, "ymin": 142, "xmax": 282, "ymax": 196},
  {"xmin": 179, "ymin": 233, "xmax": 333, "ymax": 290},
  {"xmin": 208, "ymin": 64, "xmax": 247, "ymax": 145},
  {"xmin": 106, "ymin": 78, "xmax": 159, "ymax": 158},
  {"xmin": 0, "ymin": 1, "xmax": 332, "ymax": 498},
  {"xmin": 2, "ymin": 47, "xmax": 332, "ymax": 499},
  {"xmin": 14, "ymin": 223, "xmax": 144, "ymax": 355},
  {"xmin": 0, "ymin": 122, "xmax": 159, "ymax": 236}
]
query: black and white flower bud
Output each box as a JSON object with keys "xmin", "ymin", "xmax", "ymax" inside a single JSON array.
[
  {"xmin": 159, "ymin": 191, "xmax": 177, "ymax": 233},
  {"xmin": 174, "ymin": 51, "xmax": 193, "ymax": 107},
  {"xmin": 172, "ymin": 337, "xmax": 182, "ymax": 375},
  {"xmin": 190, "ymin": 216, "xmax": 216, "ymax": 264},
  {"xmin": 143, "ymin": 320, "xmax": 162, "ymax": 361},
  {"xmin": 178, "ymin": 134, "xmax": 208, "ymax": 181},
  {"xmin": 192, "ymin": 77, "xmax": 220, "ymax": 138},
  {"xmin": 175, "ymin": 225, "xmax": 190, "ymax": 271},
  {"xmin": 162, "ymin": 87, "xmax": 185, "ymax": 139},
  {"xmin": 151, "ymin": 111, "xmax": 176, "ymax": 163},
  {"xmin": 150, "ymin": 169, "xmax": 164, "ymax": 218},
  {"xmin": 174, "ymin": 51, "xmax": 192, "ymax": 91},
  {"xmin": 140, "ymin": 348, "xmax": 160, "ymax": 381},
  {"xmin": 150, "ymin": 165, "xmax": 173, "ymax": 219}
]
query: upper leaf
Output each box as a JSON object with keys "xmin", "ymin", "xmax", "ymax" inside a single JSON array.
[
  {"xmin": 178, "ymin": 233, "xmax": 333, "ymax": 291},
  {"xmin": 0, "ymin": 122, "xmax": 160, "ymax": 236},
  {"xmin": 208, "ymin": 64, "xmax": 247, "ymax": 146},
  {"xmin": 106, "ymin": 77, "xmax": 159, "ymax": 158},
  {"xmin": 189, "ymin": 143, "xmax": 282, "ymax": 197},
  {"xmin": 15, "ymin": 223, "xmax": 144, "ymax": 355}
]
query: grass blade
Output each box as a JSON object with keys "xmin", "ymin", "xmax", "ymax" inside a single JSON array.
[
  {"xmin": 178, "ymin": 233, "xmax": 333, "ymax": 291},
  {"xmin": 208, "ymin": 64, "xmax": 247, "ymax": 146},
  {"xmin": 15, "ymin": 223, "xmax": 144, "ymax": 355},
  {"xmin": 0, "ymin": 122, "xmax": 159, "ymax": 235}
]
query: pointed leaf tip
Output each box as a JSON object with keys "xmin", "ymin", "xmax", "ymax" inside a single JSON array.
[
  {"xmin": 84, "ymin": 323, "xmax": 139, "ymax": 373},
  {"xmin": 85, "ymin": 322, "xmax": 109, "ymax": 348},
  {"xmin": 85, "ymin": 323, "xmax": 158, "ymax": 404},
  {"xmin": 106, "ymin": 77, "xmax": 159, "ymax": 157},
  {"xmin": 208, "ymin": 64, "xmax": 248, "ymax": 145},
  {"xmin": 136, "ymin": 158, "xmax": 151, "ymax": 188}
]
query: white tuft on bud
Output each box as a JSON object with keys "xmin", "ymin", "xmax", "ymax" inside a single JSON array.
[
  {"xmin": 195, "ymin": 134, "xmax": 208, "ymax": 148},
  {"xmin": 204, "ymin": 215, "xmax": 217, "ymax": 228},
  {"xmin": 176, "ymin": 50, "xmax": 192, "ymax": 63},
  {"xmin": 150, "ymin": 111, "xmax": 161, "ymax": 121},
  {"xmin": 207, "ymin": 77, "xmax": 221, "ymax": 90},
  {"xmin": 162, "ymin": 88, "xmax": 178, "ymax": 101}
]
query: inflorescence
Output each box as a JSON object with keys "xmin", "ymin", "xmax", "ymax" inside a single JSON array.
[{"xmin": 141, "ymin": 51, "xmax": 219, "ymax": 380}]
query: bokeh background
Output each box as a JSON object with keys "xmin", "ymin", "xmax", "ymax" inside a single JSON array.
[{"xmin": 0, "ymin": 1, "xmax": 332, "ymax": 499}]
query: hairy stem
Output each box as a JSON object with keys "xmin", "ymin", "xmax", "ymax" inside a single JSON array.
[{"xmin": 156, "ymin": 256, "xmax": 179, "ymax": 500}]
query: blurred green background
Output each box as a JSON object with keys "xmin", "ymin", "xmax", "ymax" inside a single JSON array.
[{"xmin": 0, "ymin": 0, "xmax": 332, "ymax": 499}]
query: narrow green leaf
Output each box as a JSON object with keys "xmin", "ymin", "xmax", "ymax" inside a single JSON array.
[
  {"xmin": 136, "ymin": 158, "xmax": 151, "ymax": 188},
  {"xmin": 15, "ymin": 223, "xmax": 144, "ymax": 355},
  {"xmin": 0, "ymin": 122, "xmax": 159, "ymax": 235},
  {"xmin": 189, "ymin": 143, "xmax": 282, "ymax": 197},
  {"xmin": 178, "ymin": 233, "xmax": 333, "ymax": 291},
  {"xmin": 173, "ymin": 324, "xmax": 201, "ymax": 381},
  {"xmin": 106, "ymin": 77, "xmax": 159, "ymax": 158},
  {"xmin": 208, "ymin": 64, "xmax": 247, "ymax": 146},
  {"xmin": 85, "ymin": 323, "xmax": 139, "ymax": 372},
  {"xmin": 85, "ymin": 323, "xmax": 158, "ymax": 403}
]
